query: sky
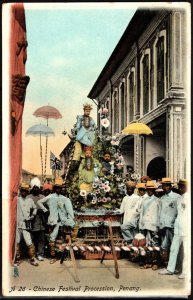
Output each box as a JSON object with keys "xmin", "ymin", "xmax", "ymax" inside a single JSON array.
[{"xmin": 21, "ymin": 3, "xmax": 137, "ymax": 175}]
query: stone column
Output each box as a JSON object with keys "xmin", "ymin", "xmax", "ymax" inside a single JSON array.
[
  {"xmin": 167, "ymin": 10, "xmax": 187, "ymax": 183},
  {"xmin": 135, "ymin": 41, "xmax": 140, "ymax": 120},
  {"xmin": 169, "ymin": 10, "xmax": 184, "ymax": 90},
  {"xmin": 140, "ymin": 136, "xmax": 145, "ymax": 176},
  {"xmin": 166, "ymin": 103, "xmax": 185, "ymax": 183}
]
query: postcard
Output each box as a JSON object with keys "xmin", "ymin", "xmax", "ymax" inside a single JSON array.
[{"xmin": 2, "ymin": 2, "xmax": 191, "ymax": 298}]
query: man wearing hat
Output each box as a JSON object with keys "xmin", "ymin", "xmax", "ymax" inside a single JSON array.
[
  {"xmin": 154, "ymin": 186, "xmax": 164, "ymax": 198},
  {"xmin": 158, "ymin": 177, "xmax": 182, "ymax": 266},
  {"xmin": 37, "ymin": 177, "xmax": 75, "ymax": 264},
  {"xmin": 119, "ymin": 181, "xmax": 142, "ymax": 245},
  {"xmin": 43, "ymin": 182, "xmax": 53, "ymax": 197},
  {"xmin": 159, "ymin": 179, "xmax": 189, "ymax": 279},
  {"xmin": 28, "ymin": 177, "xmax": 46, "ymax": 262},
  {"xmin": 15, "ymin": 183, "xmax": 39, "ymax": 266},
  {"xmin": 136, "ymin": 182, "xmax": 148, "ymax": 200},
  {"xmin": 139, "ymin": 181, "xmax": 160, "ymax": 270}
]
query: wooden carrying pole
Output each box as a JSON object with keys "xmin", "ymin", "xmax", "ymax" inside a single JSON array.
[
  {"xmin": 100, "ymin": 222, "xmax": 119, "ymax": 279},
  {"xmin": 60, "ymin": 234, "xmax": 80, "ymax": 283},
  {"xmin": 109, "ymin": 223, "xmax": 119, "ymax": 279}
]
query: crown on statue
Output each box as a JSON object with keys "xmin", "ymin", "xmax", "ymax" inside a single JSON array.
[{"xmin": 83, "ymin": 103, "xmax": 93, "ymax": 111}]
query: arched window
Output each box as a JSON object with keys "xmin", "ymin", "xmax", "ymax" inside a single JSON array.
[
  {"xmin": 105, "ymin": 98, "xmax": 110, "ymax": 132},
  {"xmin": 156, "ymin": 36, "xmax": 165, "ymax": 103},
  {"xmin": 143, "ymin": 54, "xmax": 149, "ymax": 115},
  {"xmin": 140, "ymin": 49, "xmax": 150, "ymax": 117},
  {"xmin": 106, "ymin": 99, "xmax": 109, "ymax": 112},
  {"xmin": 120, "ymin": 82, "xmax": 125, "ymax": 129},
  {"xmin": 113, "ymin": 90, "xmax": 119, "ymax": 133},
  {"xmin": 129, "ymin": 72, "xmax": 134, "ymax": 122}
]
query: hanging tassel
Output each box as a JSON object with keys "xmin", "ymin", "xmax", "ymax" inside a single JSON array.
[{"xmin": 13, "ymin": 264, "xmax": 19, "ymax": 277}]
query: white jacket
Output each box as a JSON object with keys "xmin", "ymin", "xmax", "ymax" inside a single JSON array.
[
  {"xmin": 174, "ymin": 192, "xmax": 189, "ymax": 236},
  {"xmin": 120, "ymin": 193, "xmax": 142, "ymax": 226},
  {"xmin": 17, "ymin": 196, "xmax": 37, "ymax": 229},
  {"xmin": 139, "ymin": 195, "xmax": 160, "ymax": 232},
  {"xmin": 159, "ymin": 191, "xmax": 182, "ymax": 229},
  {"xmin": 37, "ymin": 193, "xmax": 75, "ymax": 227}
]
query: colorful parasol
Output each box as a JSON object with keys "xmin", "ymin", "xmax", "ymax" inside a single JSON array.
[
  {"xmin": 26, "ymin": 124, "xmax": 55, "ymax": 182},
  {"xmin": 33, "ymin": 105, "xmax": 62, "ymax": 123},
  {"xmin": 121, "ymin": 122, "xmax": 153, "ymax": 177},
  {"xmin": 26, "ymin": 124, "xmax": 55, "ymax": 137},
  {"xmin": 33, "ymin": 105, "xmax": 62, "ymax": 181},
  {"xmin": 121, "ymin": 122, "xmax": 153, "ymax": 135}
]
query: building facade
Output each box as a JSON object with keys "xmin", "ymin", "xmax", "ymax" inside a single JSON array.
[
  {"xmin": 21, "ymin": 169, "xmax": 36, "ymax": 184},
  {"xmin": 88, "ymin": 8, "xmax": 189, "ymax": 183}
]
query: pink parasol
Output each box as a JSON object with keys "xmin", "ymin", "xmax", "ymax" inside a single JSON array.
[{"xmin": 33, "ymin": 105, "xmax": 62, "ymax": 123}]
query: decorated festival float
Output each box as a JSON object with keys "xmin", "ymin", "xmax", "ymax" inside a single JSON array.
[
  {"xmin": 55, "ymin": 103, "xmax": 143, "ymax": 261},
  {"xmin": 24, "ymin": 102, "xmax": 161, "ymax": 279}
]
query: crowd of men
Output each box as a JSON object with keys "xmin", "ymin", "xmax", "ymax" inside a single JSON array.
[
  {"xmin": 15, "ymin": 177, "xmax": 76, "ymax": 266},
  {"xmin": 119, "ymin": 178, "xmax": 188, "ymax": 279},
  {"xmin": 15, "ymin": 175, "xmax": 188, "ymax": 280}
]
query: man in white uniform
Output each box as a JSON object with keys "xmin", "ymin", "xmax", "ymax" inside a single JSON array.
[
  {"xmin": 37, "ymin": 177, "xmax": 75, "ymax": 264},
  {"xmin": 159, "ymin": 179, "xmax": 189, "ymax": 278},
  {"xmin": 15, "ymin": 183, "xmax": 38, "ymax": 266},
  {"xmin": 136, "ymin": 182, "xmax": 148, "ymax": 200},
  {"xmin": 158, "ymin": 177, "xmax": 182, "ymax": 265},
  {"xmin": 120, "ymin": 181, "xmax": 142, "ymax": 244},
  {"xmin": 139, "ymin": 181, "xmax": 160, "ymax": 270}
]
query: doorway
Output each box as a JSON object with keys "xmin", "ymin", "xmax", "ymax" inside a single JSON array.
[{"xmin": 147, "ymin": 156, "xmax": 166, "ymax": 180}]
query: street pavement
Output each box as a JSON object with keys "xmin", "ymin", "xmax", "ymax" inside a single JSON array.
[{"xmin": 4, "ymin": 258, "xmax": 190, "ymax": 298}]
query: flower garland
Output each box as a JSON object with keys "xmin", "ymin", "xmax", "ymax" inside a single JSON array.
[{"xmin": 79, "ymin": 173, "xmax": 127, "ymax": 210}]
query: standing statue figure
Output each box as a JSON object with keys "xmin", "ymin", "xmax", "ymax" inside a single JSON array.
[
  {"xmin": 73, "ymin": 103, "xmax": 96, "ymax": 161},
  {"xmin": 78, "ymin": 147, "xmax": 102, "ymax": 193}
]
